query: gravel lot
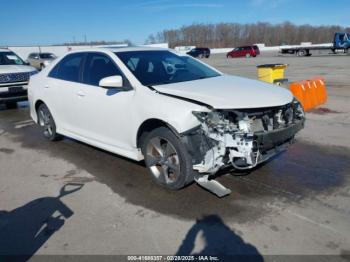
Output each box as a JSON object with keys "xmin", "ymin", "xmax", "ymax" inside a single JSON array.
[{"xmin": 1, "ymin": 51, "xmax": 350, "ymax": 260}]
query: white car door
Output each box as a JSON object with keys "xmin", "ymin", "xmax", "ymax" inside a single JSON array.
[
  {"xmin": 45, "ymin": 52, "xmax": 86, "ymax": 135},
  {"xmin": 71, "ymin": 52, "xmax": 135, "ymax": 151}
]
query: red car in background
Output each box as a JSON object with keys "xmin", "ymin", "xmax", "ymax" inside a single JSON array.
[{"xmin": 227, "ymin": 45, "xmax": 260, "ymax": 58}]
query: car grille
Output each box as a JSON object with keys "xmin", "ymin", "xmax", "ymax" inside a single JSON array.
[
  {"xmin": 0, "ymin": 90, "xmax": 27, "ymax": 98},
  {"xmin": 0, "ymin": 72, "xmax": 30, "ymax": 84}
]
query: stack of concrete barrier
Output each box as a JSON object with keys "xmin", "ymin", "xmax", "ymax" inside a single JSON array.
[{"xmin": 289, "ymin": 77, "xmax": 327, "ymax": 111}]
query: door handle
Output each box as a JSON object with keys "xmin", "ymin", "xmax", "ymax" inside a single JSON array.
[{"xmin": 77, "ymin": 91, "xmax": 85, "ymax": 97}]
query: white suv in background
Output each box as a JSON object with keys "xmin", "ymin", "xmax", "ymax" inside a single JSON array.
[
  {"xmin": 0, "ymin": 49, "xmax": 37, "ymax": 108},
  {"xmin": 28, "ymin": 47, "xmax": 304, "ymax": 197}
]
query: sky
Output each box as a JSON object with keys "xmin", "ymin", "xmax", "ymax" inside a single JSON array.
[{"xmin": 0, "ymin": 0, "xmax": 349, "ymax": 46}]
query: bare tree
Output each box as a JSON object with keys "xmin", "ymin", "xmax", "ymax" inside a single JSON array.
[{"xmin": 146, "ymin": 22, "xmax": 348, "ymax": 48}]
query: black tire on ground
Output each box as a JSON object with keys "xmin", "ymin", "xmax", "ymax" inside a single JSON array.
[
  {"xmin": 37, "ymin": 103, "xmax": 62, "ymax": 141},
  {"xmin": 40, "ymin": 64, "xmax": 45, "ymax": 70},
  {"xmin": 297, "ymin": 49, "xmax": 307, "ymax": 57},
  {"xmin": 5, "ymin": 102, "xmax": 17, "ymax": 109},
  {"xmin": 141, "ymin": 127, "xmax": 194, "ymax": 190}
]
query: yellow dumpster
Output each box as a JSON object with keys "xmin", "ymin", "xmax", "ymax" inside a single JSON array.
[{"xmin": 257, "ymin": 64, "xmax": 288, "ymax": 84}]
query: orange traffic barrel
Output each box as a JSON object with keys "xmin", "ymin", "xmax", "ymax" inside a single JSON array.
[
  {"xmin": 301, "ymin": 80, "xmax": 313, "ymax": 111},
  {"xmin": 290, "ymin": 81, "xmax": 304, "ymax": 105},
  {"xmin": 290, "ymin": 77, "xmax": 327, "ymax": 111},
  {"xmin": 306, "ymin": 80, "xmax": 318, "ymax": 108},
  {"xmin": 311, "ymin": 79, "xmax": 322, "ymax": 106},
  {"xmin": 312, "ymin": 77, "xmax": 327, "ymax": 104},
  {"xmin": 289, "ymin": 82, "xmax": 308, "ymax": 111},
  {"xmin": 290, "ymin": 81, "xmax": 309, "ymax": 111}
]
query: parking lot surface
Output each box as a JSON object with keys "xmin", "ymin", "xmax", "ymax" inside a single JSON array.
[{"xmin": 1, "ymin": 52, "xmax": 350, "ymax": 259}]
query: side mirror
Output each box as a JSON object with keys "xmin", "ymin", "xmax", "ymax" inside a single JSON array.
[{"xmin": 99, "ymin": 75, "xmax": 123, "ymax": 89}]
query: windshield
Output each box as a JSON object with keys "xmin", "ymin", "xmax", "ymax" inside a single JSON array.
[
  {"xmin": 40, "ymin": 53, "xmax": 56, "ymax": 59},
  {"xmin": 0, "ymin": 52, "xmax": 25, "ymax": 65},
  {"xmin": 115, "ymin": 50, "xmax": 220, "ymax": 86}
]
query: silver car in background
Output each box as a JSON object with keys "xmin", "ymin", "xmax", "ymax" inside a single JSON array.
[{"xmin": 27, "ymin": 52, "xmax": 57, "ymax": 70}]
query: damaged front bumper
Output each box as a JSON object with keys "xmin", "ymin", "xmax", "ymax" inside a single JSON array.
[{"xmin": 181, "ymin": 100, "xmax": 305, "ymax": 196}]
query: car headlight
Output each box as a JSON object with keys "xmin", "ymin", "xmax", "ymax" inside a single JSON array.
[{"xmin": 192, "ymin": 111, "xmax": 229, "ymax": 129}]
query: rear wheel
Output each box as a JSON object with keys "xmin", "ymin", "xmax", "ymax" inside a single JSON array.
[
  {"xmin": 141, "ymin": 127, "xmax": 194, "ymax": 190},
  {"xmin": 5, "ymin": 102, "xmax": 17, "ymax": 109},
  {"xmin": 297, "ymin": 49, "xmax": 307, "ymax": 57},
  {"xmin": 37, "ymin": 103, "xmax": 62, "ymax": 141}
]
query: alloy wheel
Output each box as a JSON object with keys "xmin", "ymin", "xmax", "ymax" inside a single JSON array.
[
  {"xmin": 38, "ymin": 107, "xmax": 53, "ymax": 137},
  {"xmin": 146, "ymin": 136, "xmax": 180, "ymax": 185}
]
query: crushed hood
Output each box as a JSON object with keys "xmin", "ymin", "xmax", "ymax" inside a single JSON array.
[
  {"xmin": 0, "ymin": 65, "xmax": 36, "ymax": 74},
  {"xmin": 153, "ymin": 75, "xmax": 294, "ymax": 109}
]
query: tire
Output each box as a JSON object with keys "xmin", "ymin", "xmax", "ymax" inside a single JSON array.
[
  {"xmin": 141, "ymin": 127, "xmax": 194, "ymax": 190},
  {"xmin": 37, "ymin": 103, "xmax": 62, "ymax": 141},
  {"xmin": 297, "ymin": 49, "xmax": 306, "ymax": 57},
  {"xmin": 199, "ymin": 54, "xmax": 204, "ymax": 58},
  {"xmin": 5, "ymin": 102, "xmax": 17, "ymax": 109},
  {"xmin": 40, "ymin": 64, "xmax": 45, "ymax": 70}
]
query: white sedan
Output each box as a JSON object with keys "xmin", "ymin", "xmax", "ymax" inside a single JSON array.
[{"xmin": 28, "ymin": 47, "xmax": 304, "ymax": 197}]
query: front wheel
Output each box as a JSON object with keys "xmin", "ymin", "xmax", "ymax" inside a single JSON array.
[
  {"xmin": 37, "ymin": 103, "xmax": 62, "ymax": 141},
  {"xmin": 141, "ymin": 127, "xmax": 194, "ymax": 190}
]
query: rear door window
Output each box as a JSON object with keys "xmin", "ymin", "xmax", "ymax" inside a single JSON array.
[{"xmin": 49, "ymin": 53, "xmax": 85, "ymax": 82}]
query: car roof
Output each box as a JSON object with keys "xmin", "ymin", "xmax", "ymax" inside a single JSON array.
[
  {"xmin": 68, "ymin": 46, "xmax": 170, "ymax": 55},
  {"xmin": 108, "ymin": 46, "xmax": 169, "ymax": 53}
]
